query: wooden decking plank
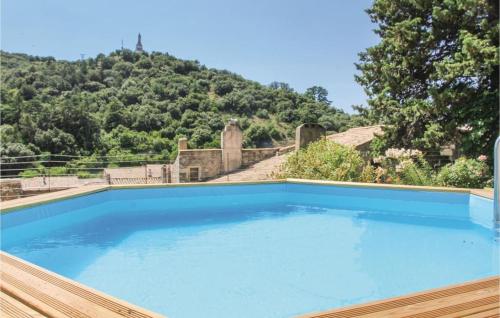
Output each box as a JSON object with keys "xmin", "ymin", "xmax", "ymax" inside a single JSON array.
[
  {"xmin": 437, "ymin": 302, "xmax": 500, "ymax": 318},
  {"xmin": 0, "ymin": 291, "xmax": 47, "ymax": 318},
  {"xmin": 358, "ymin": 287, "xmax": 499, "ymax": 318},
  {"xmin": 298, "ymin": 277, "xmax": 500, "ymax": 318},
  {"xmin": 464, "ymin": 308, "xmax": 500, "ymax": 318},
  {"xmin": 0, "ymin": 252, "xmax": 164, "ymax": 318},
  {"xmin": 391, "ymin": 295, "xmax": 499, "ymax": 318},
  {"xmin": 1, "ymin": 271, "xmax": 94, "ymax": 318},
  {"xmin": 1, "ymin": 262, "xmax": 124, "ymax": 318}
]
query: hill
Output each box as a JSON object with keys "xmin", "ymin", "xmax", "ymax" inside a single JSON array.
[{"xmin": 0, "ymin": 50, "xmax": 363, "ymax": 161}]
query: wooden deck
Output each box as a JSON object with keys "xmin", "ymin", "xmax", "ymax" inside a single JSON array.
[
  {"xmin": 1, "ymin": 251, "xmax": 498, "ymax": 318},
  {"xmin": 298, "ymin": 276, "xmax": 500, "ymax": 318},
  {"xmin": 0, "ymin": 252, "xmax": 165, "ymax": 318}
]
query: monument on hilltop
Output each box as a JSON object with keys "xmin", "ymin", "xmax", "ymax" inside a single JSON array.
[{"xmin": 135, "ymin": 33, "xmax": 143, "ymax": 53}]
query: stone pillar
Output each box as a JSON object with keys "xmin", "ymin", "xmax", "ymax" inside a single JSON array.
[
  {"xmin": 295, "ymin": 123, "xmax": 326, "ymax": 150},
  {"xmin": 221, "ymin": 119, "xmax": 243, "ymax": 173},
  {"xmin": 178, "ymin": 137, "xmax": 188, "ymax": 150},
  {"xmin": 166, "ymin": 165, "xmax": 172, "ymax": 183}
]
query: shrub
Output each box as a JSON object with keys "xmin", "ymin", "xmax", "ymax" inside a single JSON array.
[
  {"xmin": 359, "ymin": 164, "xmax": 377, "ymax": 183},
  {"xmin": 19, "ymin": 169, "xmax": 42, "ymax": 178},
  {"xmin": 369, "ymin": 136, "xmax": 387, "ymax": 157},
  {"xmin": 278, "ymin": 139, "xmax": 365, "ymax": 181},
  {"xmin": 256, "ymin": 109, "xmax": 269, "ymax": 119},
  {"xmin": 244, "ymin": 124, "xmax": 273, "ymax": 148},
  {"xmin": 372, "ymin": 148, "xmax": 436, "ymax": 186},
  {"xmin": 76, "ymin": 171, "xmax": 101, "ymax": 179},
  {"xmin": 436, "ymin": 157, "xmax": 491, "ymax": 188},
  {"xmin": 48, "ymin": 166, "xmax": 69, "ymax": 176},
  {"xmin": 396, "ymin": 157, "xmax": 435, "ymax": 186}
]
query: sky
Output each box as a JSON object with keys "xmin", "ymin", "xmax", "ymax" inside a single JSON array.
[{"xmin": 1, "ymin": 0, "xmax": 378, "ymax": 113}]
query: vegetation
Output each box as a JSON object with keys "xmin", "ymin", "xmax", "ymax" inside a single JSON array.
[
  {"xmin": 0, "ymin": 50, "xmax": 354, "ymax": 163},
  {"xmin": 2, "ymin": 0, "xmax": 497, "ymax": 190},
  {"xmin": 356, "ymin": 0, "xmax": 499, "ymax": 162},
  {"xmin": 279, "ymin": 140, "xmax": 492, "ymax": 189},
  {"xmin": 278, "ymin": 139, "xmax": 365, "ymax": 181},
  {"xmin": 436, "ymin": 157, "xmax": 492, "ymax": 188}
]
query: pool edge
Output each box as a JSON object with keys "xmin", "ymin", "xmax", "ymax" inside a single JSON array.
[{"xmin": 1, "ymin": 178, "xmax": 493, "ymax": 213}]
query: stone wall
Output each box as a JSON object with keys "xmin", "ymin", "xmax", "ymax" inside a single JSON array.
[
  {"xmin": 0, "ymin": 179, "xmax": 22, "ymax": 201},
  {"xmin": 176, "ymin": 149, "xmax": 223, "ymax": 182},
  {"xmin": 104, "ymin": 165, "xmax": 165, "ymax": 178},
  {"xmin": 295, "ymin": 123, "xmax": 326, "ymax": 150},
  {"xmin": 241, "ymin": 148, "xmax": 280, "ymax": 167},
  {"xmin": 277, "ymin": 145, "xmax": 295, "ymax": 156}
]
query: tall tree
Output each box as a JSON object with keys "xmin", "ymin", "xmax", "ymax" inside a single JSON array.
[
  {"xmin": 305, "ymin": 86, "xmax": 331, "ymax": 105},
  {"xmin": 356, "ymin": 0, "xmax": 499, "ymax": 158}
]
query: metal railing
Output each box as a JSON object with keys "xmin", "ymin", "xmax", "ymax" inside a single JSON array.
[
  {"xmin": 0, "ymin": 154, "xmax": 175, "ymax": 200},
  {"xmin": 0, "ymin": 153, "xmax": 286, "ymax": 200}
]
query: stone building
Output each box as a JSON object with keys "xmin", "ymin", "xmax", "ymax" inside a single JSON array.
[
  {"xmin": 99, "ymin": 122, "xmax": 380, "ymax": 184},
  {"xmin": 170, "ymin": 120, "xmax": 327, "ymax": 183}
]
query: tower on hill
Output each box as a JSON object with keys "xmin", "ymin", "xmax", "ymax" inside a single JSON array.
[{"xmin": 135, "ymin": 33, "xmax": 143, "ymax": 52}]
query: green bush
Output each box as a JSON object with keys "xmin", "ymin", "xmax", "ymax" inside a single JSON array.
[
  {"xmin": 48, "ymin": 166, "xmax": 69, "ymax": 176},
  {"xmin": 76, "ymin": 171, "xmax": 101, "ymax": 179},
  {"xmin": 278, "ymin": 139, "xmax": 365, "ymax": 181},
  {"xmin": 279, "ymin": 140, "xmax": 490, "ymax": 189},
  {"xmin": 436, "ymin": 157, "xmax": 491, "ymax": 188},
  {"xmin": 19, "ymin": 169, "xmax": 42, "ymax": 178},
  {"xmin": 372, "ymin": 148, "xmax": 436, "ymax": 186},
  {"xmin": 255, "ymin": 109, "xmax": 269, "ymax": 119},
  {"xmin": 396, "ymin": 157, "xmax": 435, "ymax": 186},
  {"xmin": 244, "ymin": 124, "xmax": 273, "ymax": 148}
]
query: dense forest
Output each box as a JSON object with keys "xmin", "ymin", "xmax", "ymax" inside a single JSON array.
[{"xmin": 0, "ymin": 50, "xmax": 363, "ymax": 161}]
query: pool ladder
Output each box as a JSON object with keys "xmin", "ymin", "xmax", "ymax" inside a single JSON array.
[{"xmin": 495, "ymin": 136, "xmax": 500, "ymax": 241}]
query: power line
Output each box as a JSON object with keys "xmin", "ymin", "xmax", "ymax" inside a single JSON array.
[
  {"xmin": 0, "ymin": 159, "xmax": 169, "ymax": 165},
  {"xmin": 0, "ymin": 153, "xmax": 169, "ymax": 160}
]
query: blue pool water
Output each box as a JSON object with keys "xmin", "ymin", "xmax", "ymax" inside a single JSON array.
[{"xmin": 1, "ymin": 183, "xmax": 498, "ymax": 318}]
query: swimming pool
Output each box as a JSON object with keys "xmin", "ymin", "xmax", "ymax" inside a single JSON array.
[{"xmin": 1, "ymin": 182, "xmax": 498, "ymax": 318}]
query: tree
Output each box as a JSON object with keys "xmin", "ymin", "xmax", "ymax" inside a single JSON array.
[
  {"xmin": 0, "ymin": 142, "xmax": 38, "ymax": 176},
  {"xmin": 269, "ymin": 81, "xmax": 294, "ymax": 92},
  {"xmin": 0, "ymin": 50, "xmax": 354, "ymax": 160},
  {"xmin": 305, "ymin": 86, "xmax": 331, "ymax": 105},
  {"xmin": 34, "ymin": 128, "xmax": 77, "ymax": 154},
  {"xmin": 356, "ymin": 0, "xmax": 499, "ymax": 159},
  {"xmin": 214, "ymin": 80, "xmax": 234, "ymax": 96},
  {"xmin": 244, "ymin": 124, "xmax": 273, "ymax": 147}
]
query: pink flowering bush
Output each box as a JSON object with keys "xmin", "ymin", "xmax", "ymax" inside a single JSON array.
[
  {"xmin": 371, "ymin": 148, "xmax": 434, "ymax": 185},
  {"xmin": 279, "ymin": 141, "xmax": 491, "ymax": 189},
  {"xmin": 477, "ymin": 155, "xmax": 487, "ymax": 162}
]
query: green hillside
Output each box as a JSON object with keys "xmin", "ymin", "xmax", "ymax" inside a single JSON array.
[{"xmin": 0, "ymin": 50, "xmax": 361, "ymax": 160}]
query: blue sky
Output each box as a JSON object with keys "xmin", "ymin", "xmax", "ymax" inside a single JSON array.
[{"xmin": 1, "ymin": 0, "xmax": 377, "ymax": 112}]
